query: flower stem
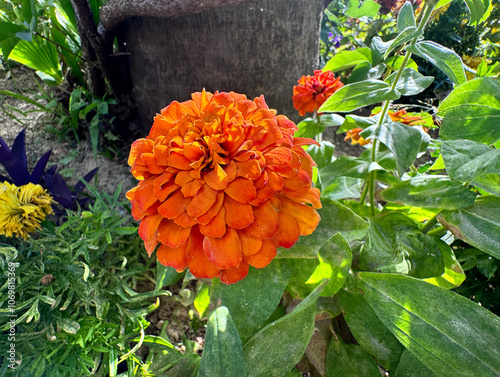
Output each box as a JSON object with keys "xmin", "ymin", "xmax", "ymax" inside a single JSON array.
[
  {"xmin": 366, "ymin": 0, "xmax": 438, "ymax": 217},
  {"xmin": 421, "ymin": 213, "xmax": 439, "ymax": 234}
]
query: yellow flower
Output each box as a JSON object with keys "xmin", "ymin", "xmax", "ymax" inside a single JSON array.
[{"xmin": 0, "ymin": 182, "xmax": 54, "ymax": 239}]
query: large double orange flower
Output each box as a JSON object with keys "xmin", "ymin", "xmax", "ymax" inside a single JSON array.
[
  {"xmin": 292, "ymin": 70, "xmax": 344, "ymax": 116},
  {"xmin": 127, "ymin": 91, "xmax": 321, "ymax": 284}
]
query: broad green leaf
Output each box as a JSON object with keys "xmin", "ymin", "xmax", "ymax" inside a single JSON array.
[
  {"xmin": 305, "ymin": 234, "xmax": 352, "ymax": 297},
  {"xmin": 323, "ymin": 48, "xmax": 372, "ymax": 72},
  {"xmin": 397, "ymin": 2, "xmax": 416, "ymax": 31},
  {"xmin": 322, "ymin": 177, "xmax": 364, "ymax": 201},
  {"xmin": 198, "ymin": 307, "xmax": 245, "ymax": 377},
  {"xmin": 243, "ymin": 282, "xmax": 325, "ymax": 377},
  {"xmin": 348, "ymin": 62, "xmax": 385, "ymax": 83},
  {"xmin": 278, "ymin": 199, "xmax": 368, "ymax": 258},
  {"xmin": 319, "ymin": 80, "xmax": 401, "ymax": 113},
  {"xmin": 345, "ymin": 0, "xmax": 381, "ymax": 17},
  {"xmin": 361, "ymin": 121, "xmax": 421, "ymax": 177},
  {"xmin": 338, "ymin": 113, "xmax": 380, "ymax": 133},
  {"xmin": 358, "ymin": 272, "xmax": 500, "ymax": 377},
  {"xmin": 307, "ymin": 141, "xmax": 335, "ymax": 169},
  {"xmin": 359, "ymin": 213, "xmax": 445, "ymax": 278},
  {"xmin": 370, "ymin": 37, "xmax": 391, "ymax": 65},
  {"xmin": 438, "ymin": 196, "xmax": 500, "ymax": 259},
  {"xmin": 423, "ymin": 239, "xmax": 465, "ymax": 289},
  {"xmin": 337, "ymin": 288, "xmax": 404, "ymax": 369},
  {"xmin": 442, "ymin": 139, "xmax": 500, "ymax": 195},
  {"xmin": 463, "ymin": 0, "xmax": 489, "ymax": 25},
  {"xmin": 0, "ymin": 22, "xmax": 29, "ymax": 43},
  {"xmin": 286, "ymin": 259, "xmax": 320, "ymax": 298},
  {"xmin": 156, "ymin": 264, "xmax": 183, "ymax": 290},
  {"xmin": 439, "ymin": 78, "xmax": 500, "ymax": 144},
  {"xmin": 194, "ymin": 284, "xmax": 210, "ymax": 319},
  {"xmin": 326, "ymin": 338, "xmax": 380, "ymax": 377},
  {"xmin": 406, "ymin": 41, "xmax": 466, "ymax": 86},
  {"xmin": 295, "ymin": 118, "xmax": 325, "ymax": 139},
  {"xmin": 384, "ymin": 27, "xmax": 423, "ymax": 59},
  {"xmin": 213, "ymin": 259, "xmax": 290, "ymax": 344},
  {"xmin": 385, "ymin": 55, "xmax": 419, "ymax": 71},
  {"xmin": 381, "ymin": 175, "xmax": 477, "ymax": 209},
  {"xmin": 394, "ymin": 350, "xmax": 437, "ymax": 377},
  {"xmin": 385, "ymin": 68, "xmax": 434, "ymax": 96}
]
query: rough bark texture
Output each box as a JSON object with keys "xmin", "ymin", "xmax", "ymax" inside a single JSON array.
[{"xmin": 109, "ymin": 0, "xmax": 328, "ymax": 130}]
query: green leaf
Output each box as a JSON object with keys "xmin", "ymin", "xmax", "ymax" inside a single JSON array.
[
  {"xmin": 156, "ymin": 264, "xmax": 184, "ymax": 290},
  {"xmin": 286, "ymin": 259, "xmax": 320, "ymax": 298},
  {"xmin": 358, "ymin": 272, "xmax": 500, "ymax": 377},
  {"xmin": 323, "ymin": 48, "xmax": 372, "ymax": 72},
  {"xmin": 384, "ymin": 27, "xmax": 423, "ymax": 59},
  {"xmin": 423, "ymin": 239, "xmax": 465, "ymax": 289},
  {"xmin": 295, "ymin": 118, "xmax": 324, "ymax": 139},
  {"xmin": 359, "ymin": 213, "xmax": 445, "ymax": 278},
  {"xmin": 348, "ymin": 61, "xmax": 386, "ymax": 83},
  {"xmin": 194, "ymin": 284, "xmax": 210, "ymax": 319},
  {"xmin": 438, "ymin": 196, "xmax": 500, "ymax": 259},
  {"xmin": 385, "ymin": 68, "xmax": 434, "ymax": 96},
  {"xmin": 370, "ymin": 37, "xmax": 391, "ymax": 65},
  {"xmin": 0, "ymin": 22, "xmax": 29, "ymax": 43},
  {"xmin": 307, "ymin": 141, "xmax": 335, "ymax": 169},
  {"xmin": 198, "ymin": 306, "xmax": 245, "ymax": 377},
  {"xmin": 406, "ymin": 41, "xmax": 466, "ymax": 86},
  {"xmin": 397, "ymin": 2, "xmax": 416, "ymax": 31},
  {"xmin": 57, "ymin": 317, "xmax": 80, "ymax": 335},
  {"xmin": 278, "ymin": 199, "xmax": 368, "ymax": 258},
  {"xmin": 394, "ymin": 350, "xmax": 437, "ymax": 377},
  {"xmin": 361, "ymin": 121, "xmax": 422, "ymax": 177},
  {"xmin": 438, "ymin": 77, "xmax": 500, "ymax": 144},
  {"xmin": 381, "ymin": 175, "xmax": 477, "ymax": 209},
  {"xmin": 338, "ymin": 113, "xmax": 380, "ymax": 133},
  {"xmin": 243, "ymin": 282, "xmax": 325, "ymax": 377},
  {"xmin": 306, "ymin": 234, "xmax": 352, "ymax": 297},
  {"xmin": 322, "ymin": 177, "xmax": 364, "ymax": 201},
  {"xmin": 319, "ymin": 80, "xmax": 401, "ymax": 113},
  {"xmin": 213, "ymin": 259, "xmax": 291, "ymax": 344},
  {"xmin": 345, "ymin": 0, "xmax": 381, "ymax": 17},
  {"xmin": 337, "ymin": 288, "xmax": 404, "ymax": 369},
  {"xmin": 326, "ymin": 337, "xmax": 380, "ymax": 377},
  {"xmin": 463, "ymin": 0, "xmax": 489, "ymax": 25}
]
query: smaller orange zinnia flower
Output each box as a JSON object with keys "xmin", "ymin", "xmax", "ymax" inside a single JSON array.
[
  {"xmin": 292, "ymin": 70, "xmax": 343, "ymax": 116},
  {"xmin": 345, "ymin": 128, "xmax": 370, "ymax": 146},
  {"xmin": 387, "ymin": 110, "xmax": 425, "ymax": 126}
]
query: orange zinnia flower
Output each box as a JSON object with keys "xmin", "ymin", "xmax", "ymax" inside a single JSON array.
[
  {"xmin": 292, "ymin": 70, "xmax": 344, "ymax": 116},
  {"xmin": 387, "ymin": 110, "xmax": 425, "ymax": 126},
  {"xmin": 127, "ymin": 90, "xmax": 322, "ymax": 284},
  {"xmin": 344, "ymin": 128, "xmax": 370, "ymax": 146}
]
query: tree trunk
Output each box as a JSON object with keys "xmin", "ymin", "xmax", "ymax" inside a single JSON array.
[{"xmin": 103, "ymin": 0, "xmax": 329, "ymax": 131}]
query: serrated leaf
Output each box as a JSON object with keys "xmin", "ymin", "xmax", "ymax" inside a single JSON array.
[
  {"xmin": 407, "ymin": 41, "xmax": 466, "ymax": 85},
  {"xmin": 381, "ymin": 175, "xmax": 477, "ymax": 209},
  {"xmin": 438, "ymin": 77, "xmax": 500, "ymax": 144},
  {"xmin": 361, "ymin": 121, "xmax": 421, "ymax": 177},
  {"xmin": 385, "ymin": 68, "xmax": 434, "ymax": 96},
  {"xmin": 319, "ymin": 80, "xmax": 401, "ymax": 113},
  {"xmin": 243, "ymin": 282, "xmax": 325, "ymax": 377},
  {"xmin": 438, "ymin": 196, "xmax": 500, "ymax": 259},
  {"xmin": 358, "ymin": 272, "xmax": 500, "ymax": 377},
  {"xmin": 198, "ymin": 307, "xmax": 245, "ymax": 377}
]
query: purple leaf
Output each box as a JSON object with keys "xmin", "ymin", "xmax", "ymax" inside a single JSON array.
[
  {"xmin": 11, "ymin": 129, "xmax": 27, "ymax": 168},
  {"xmin": 30, "ymin": 149, "xmax": 52, "ymax": 184},
  {"xmin": 74, "ymin": 167, "xmax": 99, "ymax": 194},
  {"xmin": 0, "ymin": 137, "xmax": 30, "ymax": 185},
  {"xmin": 50, "ymin": 172, "xmax": 73, "ymax": 208}
]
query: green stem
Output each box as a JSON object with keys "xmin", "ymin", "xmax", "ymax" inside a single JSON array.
[
  {"xmin": 359, "ymin": 182, "xmax": 369, "ymax": 204},
  {"xmin": 428, "ymin": 226, "xmax": 447, "ymax": 237},
  {"xmin": 421, "ymin": 213, "xmax": 439, "ymax": 234},
  {"xmin": 315, "ymin": 111, "xmax": 323, "ymax": 143},
  {"xmin": 366, "ymin": 0, "xmax": 438, "ymax": 217}
]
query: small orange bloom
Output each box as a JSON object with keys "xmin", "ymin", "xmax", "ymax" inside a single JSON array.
[
  {"xmin": 127, "ymin": 91, "xmax": 322, "ymax": 284},
  {"xmin": 387, "ymin": 110, "xmax": 425, "ymax": 126},
  {"xmin": 344, "ymin": 128, "xmax": 370, "ymax": 146},
  {"xmin": 292, "ymin": 70, "xmax": 343, "ymax": 116}
]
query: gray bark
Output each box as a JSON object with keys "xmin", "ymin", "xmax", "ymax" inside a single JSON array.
[{"xmin": 104, "ymin": 0, "xmax": 329, "ymax": 131}]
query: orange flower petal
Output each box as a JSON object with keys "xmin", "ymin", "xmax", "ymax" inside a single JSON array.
[
  {"xmin": 220, "ymin": 261, "xmax": 249, "ymax": 284},
  {"xmin": 174, "ymin": 211, "xmax": 197, "ymax": 227},
  {"xmin": 156, "ymin": 219, "xmax": 191, "ymax": 248},
  {"xmin": 280, "ymin": 197, "xmax": 320, "ymax": 236},
  {"xmin": 186, "ymin": 185, "xmax": 217, "ymax": 218},
  {"xmin": 138, "ymin": 212, "xmax": 163, "ymax": 255},
  {"xmin": 157, "ymin": 242, "xmax": 188, "ymax": 272},
  {"xmin": 275, "ymin": 209, "xmax": 300, "ymax": 248},
  {"xmin": 181, "ymin": 179, "xmax": 204, "ymax": 198},
  {"xmin": 225, "ymin": 178, "xmax": 257, "ymax": 203},
  {"xmin": 157, "ymin": 190, "xmax": 191, "ymax": 219},
  {"xmin": 238, "ymin": 230, "xmax": 262, "ymax": 256},
  {"xmin": 244, "ymin": 239, "xmax": 277, "ymax": 268},
  {"xmin": 244, "ymin": 200, "xmax": 279, "ymax": 239},
  {"xmin": 168, "ymin": 152, "xmax": 192, "ymax": 170},
  {"xmin": 135, "ymin": 180, "xmax": 158, "ymax": 213},
  {"xmin": 199, "ymin": 207, "xmax": 226, "ymax": 238},
  {"xmin": 153, "ymin": 181, "xmax": 180, "ymax": 202},
  {"xmin": 197, "ymin": 192, "xmax": 224, "ymax": 225},
  {"xmin": 203, "ymin": 228, "xmax": 242, "ymax": 269},
  {"xmin": 224, "ymin": 195, "xmax": 254, "ymax": 229},
  {"xmin": 236, "ymin": 159, "xmax": 262, "ymax": 180},
  {"xmin": 204, "ymin": 163, "xmax": 229, "ymax": 190}
]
